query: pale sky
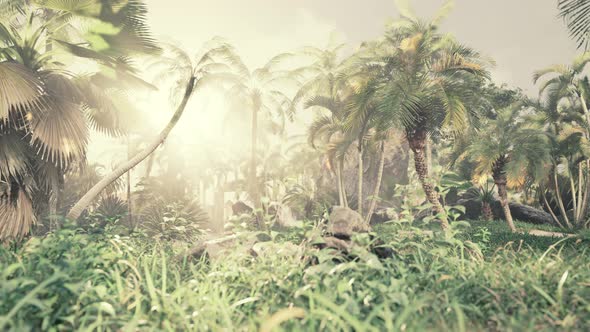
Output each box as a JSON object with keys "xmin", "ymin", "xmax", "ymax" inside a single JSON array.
[
  {"xmin": 144, "ymin": 0, "xmax": 578, "ymax": 94},
  {"xmin": 88, "ymin": 0, "xmax": 578, "ymax": 171}
]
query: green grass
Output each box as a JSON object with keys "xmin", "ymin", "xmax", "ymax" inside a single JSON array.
[{"xmin": 1, "ymin": 221, "xmax": 589, "ymax": 331}]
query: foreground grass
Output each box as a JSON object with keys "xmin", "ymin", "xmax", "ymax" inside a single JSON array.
[{"xmin": 1, "ymin": 221, "xmax": 589, "ymax": 331}]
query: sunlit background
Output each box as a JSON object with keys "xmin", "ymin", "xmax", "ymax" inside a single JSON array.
[{"xmin": 87, "ymin": 0, "xmax": 578, "ymax": 205}]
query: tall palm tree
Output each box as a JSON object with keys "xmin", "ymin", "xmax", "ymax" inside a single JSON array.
[
  {"xmin": 224, "ymin": 53, "xmax": 294, "ymax": 210},
  {"xmin": 462, "ymin": 106, "xmax": 550, "ymax": 232},
  {"xmin": 364, "ymin": 1, "xmax": 491, "ymax": 229},
  {"xmin": 67, "ymin": 41, "xmax": 239, "ymax": 221},
  {"xmin": 306, "ymin": 96, "xmax": 353, "ymax": 208},
  {"xmin": 534, "ymin": 54, "xmax": 590, "ymax": 228}
]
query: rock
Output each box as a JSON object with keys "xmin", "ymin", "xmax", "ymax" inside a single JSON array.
[
  {"xmin": 188, "ymin": 232, "xmax": 268, "ymax": 261},
  {"xmin": 369, "ymin": 208, "xmax": 398, "ymax": 225},
  {"xmin": 232, "ymin": 201, "xmax": 254, "ymax": 215},
  {"xmin": 250, "ymin": 241, "xmax": 301, "ymax": 258},
  {"xmin": 327, "ymin": 206, "xmax": 369, "ymax": 237},
  {"xmin": 323, "ymin": 236, "xmax": 353, "ymax": 252},
  {"xmin": 275, "ymin": 205, "xmax": 301, "ymax": 228}
]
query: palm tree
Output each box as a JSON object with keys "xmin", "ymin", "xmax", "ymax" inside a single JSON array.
[
  {"xmin": 0, "ymin": 8, "xmax": 150, "ymax": 239},
  {"xmin": 306, "ymin": 96, "xmax": 353, "ymax": 208},
  {"xmin": 293, "ymin": 43, "xmax": 356, "ymax": 208},
  {"xmin": 463, "ymin": 106, "xmax": 550, "ymax": 232},
  {"xmin": 558, "ymin": 0, "xmax": 590, "ymax": 49},
  {"xmin": 363, "ymin": 2, "xmax": 491, "ymax": 229},
  {"xmin": 534, "ymin": 54, "xmax": 590, "ymax": 228},
  {"xmin": 224, "ymin": 52, "xmax": 294, "ymax": 210},
  {"xmin": 534, "ymin": 53, "xmax": 590, "ymax": 132},
  {"xmin": 66, "ymin": 41, "xmax": 239, "ymax": 221}
]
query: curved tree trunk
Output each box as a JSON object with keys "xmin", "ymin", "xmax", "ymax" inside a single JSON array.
[
  {"xmin": 407, "ymin": 132, "xmax": 448, "ymax": 230},
  {"xmin": 66, "ymin": 76, "xmax": 197, "ymax": 221},
  {"xmin": 365, "ymin": 141, "xmax": 386, "ymax": 225},
  {"xmin": 492, "ymin": 159, "xmax": 516, "ymax": 232},
  {"xmin": 357, "ymin": 143, "xmax": 363, "ymax": 216},
  {"xmin": 495, "ymin": 180, "xmax": 516, "ymax": 232}
]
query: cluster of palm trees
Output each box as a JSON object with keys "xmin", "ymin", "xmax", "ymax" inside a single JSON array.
[{"xmin": 3, "ymin": 0, "xmax": 590, "ymax": 241}]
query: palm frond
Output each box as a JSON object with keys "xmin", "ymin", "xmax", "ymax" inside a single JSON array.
[
  {"xmin": 559, "ymin": 0, "xmax": 590, "ymax": 49},
  {"xmin": 0, "ymin": 61, "xmax": 45, "ymax": 121}
]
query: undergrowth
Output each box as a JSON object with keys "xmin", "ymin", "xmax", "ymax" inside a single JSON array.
[{"xmin": 1, "ymin": 220, "xmax": 589, "ymax": 331}]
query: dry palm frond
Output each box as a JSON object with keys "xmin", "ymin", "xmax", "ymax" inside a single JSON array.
[
  {"xmin": 0, "ymin": 189, "xmax": 36, "ymax": 241},
  {"xmin": 0, "ymin": 61, "xmax": 45, "ymax": 121}
]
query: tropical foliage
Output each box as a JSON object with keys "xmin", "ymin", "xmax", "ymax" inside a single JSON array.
[{"xmin": 1, "ymin": 0, "xmax": 590, "ymax": 330}]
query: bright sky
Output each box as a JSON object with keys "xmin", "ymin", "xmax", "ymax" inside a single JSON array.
[{"xmin": 87, "ymin": 0, "xmax": 578, "ymax": 171}]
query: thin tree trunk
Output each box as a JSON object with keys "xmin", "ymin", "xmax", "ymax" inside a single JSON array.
[
  {"xmin": 581, "ymin": 160, "xmax": 590, "ymax": 221},
  {"xmin": 543, "ymin": 193, "xmax": 565, "ymax": 229},
  {"xmin": 365, "ymin": 141, "xmax": 385, "ymax": 225},
  {"xmin": 335, "ymin": 160, "xmax": 344, "ymax": 206},
  {"xmin": 481, "ymin": 201, "xmax": 493, "ymax": 222},
  {"xmin": 357, "ymin": 143, "xmax": 363, "ymax": 216},
  {"xmin": 144, "ymin": 150, "xmax": 157, "ymax": 179},
  {"xmin": 569, "ymin": 172, "xmax": 578, "ymax": 222},
  {"xmin": 553, "ymin": 170, "xmax": 573, "ymax": 229},
  {"xmin": 576, "ymin": 162, "xmax": 583, "ymax": 222},
  {"xmin": 48, "ymin": 180, "xmax": 59, "ymax": 231},
  {"xmin": 495, "ymin": 180, "xmax": 516, "ymax": 232},
  {"xmin": 250, "ymin": 104, "xmax": 259, "ymax": 206},
  {"xmin": 340, "ymin": 157, "xmax": 348, "ymax": 207},
  {"xmin": 66, "ymin": 76, "xmax": 197, "ymax": 221},
  {"xmin": 408, "ymin": 135, "xmax": 448, "ymax": 230},
  {"xmin": 425, "ymin": 138, "xmax": 432, "ymax": 176},
  {"xmin": 126, "ymin": 136, "xmax": 133, "ymax": 227}
]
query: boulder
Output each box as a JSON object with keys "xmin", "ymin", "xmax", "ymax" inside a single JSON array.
[
  {"xmin": 327, "ymin": 206, "xmax": 369, "ymax": 237},
  {"xmin": 369, "ymin": 208, "xmax": 398, "ymax": 225},
  {"xmin": 275, "ymin": 205, "xmax": 301, "ymax": 228},
  {"xmin": 232, "ymin": 201, "xmax": 253, "ymax": 215}
]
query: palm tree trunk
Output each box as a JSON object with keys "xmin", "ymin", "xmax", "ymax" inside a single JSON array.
[
  {"xmin": 481, "ymin": 201, "xmax": 493, "ymax": 222},
  {"xmin": 250, "ymin": 104, "xmax": 259, "ymax": 206},
  {"xmin": 542, "ymin": 192, "xmax": 565, "ymax": 229},
  {"xmin": 66, "ymin": 76, "xmax": 197, "ymax": 221},
  {"xmin": 357, "ymin": 143, "xmax": 363, "ymax": 216},
  {"xmin": 340, "ymin": 157, "xmax": 348, "ymax": 207},
  {"xmin": 126, "ymin": 136, "xmax": 133, "ymax": 227},
  {"xmin": 48, "ymin": 180, "xmax": 59, "ymax": 231},
  {"xmin": 408, "ymin": 133, "xmax": 448, "ymax": 229},
  {"xmin": 335, "ymin": 159, "xmax": 344, "ymax": 206},
  {"xmin": 495, "ymin": 179, "xmax": 516, "ymax": 232},
  {"xmin": 144, "ymin": 150, "xmax": 157, "ymax": 179},
  {"xmin": 425, "ymin": 138, "xmax": 432, "ymax": 176},
  {"xmin": 492, "ymin": 159, "xmax": 517, "ymax": 232},
  {"xmin": 365, "ymin": 141, "xmax": 386, "ymax": 225}
]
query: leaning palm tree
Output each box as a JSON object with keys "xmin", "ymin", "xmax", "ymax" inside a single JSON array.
[
  {"xmin": 66, "ymin": 41, "xmax": 239, "ymax": 221},
  {"xmin": 0, "ymin": 8, "xmax": 150, "ymax": 239},
  {"xmin": 462, "ymin": 106, "xmax": 550, "ymax": 232},
  {"xmin": 364, "ymin": 1, "xmax": 492, "ymax": 229},
  {"xmin": 558, "ymin": 0, "xmax": 590, "ymax": 49}
]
